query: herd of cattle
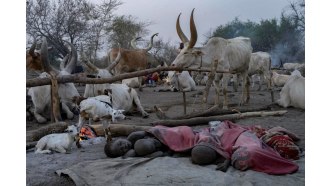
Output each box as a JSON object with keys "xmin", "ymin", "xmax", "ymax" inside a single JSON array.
[{"xmin": 26, "ymin": 9, "xmax": 305, "ymax": 131}]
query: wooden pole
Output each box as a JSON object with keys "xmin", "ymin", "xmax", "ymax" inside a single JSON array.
[
  {"xmin": 27, "ymin": 66, "xmax": 235, "ymax": 87},
  {"xmin": 49, "ymin": 71, "xmax": 62, "ymax": 122},
  {"xmin": 183, "ymin": 91, "xmax": 187, "ymax": 115},
  {"xmin": 151, "ymin": 110, "xmax": 288, "ymax": 127}
]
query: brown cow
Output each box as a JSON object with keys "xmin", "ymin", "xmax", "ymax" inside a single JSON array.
[{"xmin": 108, "ymin": 33, "xmax": 158, "ymax": 90}]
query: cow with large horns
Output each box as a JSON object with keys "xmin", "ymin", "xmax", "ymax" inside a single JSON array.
[
  {"xmin": 171, "ymin": 9, "xmax": 252, "ymax": 109},
  {"xmin": 28, "ymin": 38, "xmax": 80, "ymax": 123},
  {"xmin": 108, "ymin": 33, "xmax": 159, "ymax": 90}
]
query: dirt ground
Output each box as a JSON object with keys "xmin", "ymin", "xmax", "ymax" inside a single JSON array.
[{"xmin": 26, "ymin": 84, "xmax": 305, "ymax": 185}]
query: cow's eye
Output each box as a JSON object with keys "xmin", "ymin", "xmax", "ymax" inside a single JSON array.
[{"xmin": 183, "ymin": 52, "xmax": 188, "ymax": 55}]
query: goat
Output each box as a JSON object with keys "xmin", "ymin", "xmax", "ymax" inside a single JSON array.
[
  {"xmin": 28, "ymin": 38, "xmax": 80, "ymax": 123},
  {"xmin": 35, "ymin": 125, "xmax": 78, "ymax": 154},
  {"xmin": 108, "ymin": 33, "xmax": 158, "ymax": 90},
  {"xmin": 277, "ymin": 70, "xmax": 305, "ymax": 109},
  {"xmin": 170, "ymin": 9, "xmax": 252, "ymax": 109},
  {"xmin": 77, "ymin": 95, "xmax": 126, "ymax": 129}
]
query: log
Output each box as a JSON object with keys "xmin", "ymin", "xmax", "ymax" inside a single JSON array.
[
  {"xmin": 173, "ymin": 104, "xmax": 272, "ymax": 120},
  {"xmin": 27, "ymin": 66, "xmax": 234, "ymax": 87},
  {"xmin": 26, "ymin": 122, "xmax": 69, "ymax": 142},
  {"xmin": 90, "ymin": 124, "xmax": 151, "ymax": 137},
  {"xmin": 151, "ymin": 110, "xmax": 288, "ymax": 127}
]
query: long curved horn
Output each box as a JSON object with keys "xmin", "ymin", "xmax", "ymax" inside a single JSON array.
[
  {"xmin": 107, "ymin": 44, "xmax": 122, "ymax": 71},
  {"xmin": 188, "ymin": 8, "xmax": 197, "ymax": 49},
  {"xmin": 28, "ymin": 37, "xmax": 37, "ymax": 57},
  {"xmin": 176, "ymin": 13, "xmax": 189, "ymax": 44},
  {"xmin": 40, "ymin": 37, "xmax": 53, "ymax": 73},
  {"xmin": 81, "ymin": 52, "xmax": 99, "ymax": 73},
  {"xmin": 63, "ymin": 41, "xmax": 77, "ymax": 74},
  {"xmin": 130, "ymin": 36, "xmax": 141, "ymax": 49},
  {"xmin": 60, "ymin": 53, "xmax": 71, "ymax": 71},
  {"xmin": 144, "ymin": 33, "xmax": 158, "ymax": 51}
]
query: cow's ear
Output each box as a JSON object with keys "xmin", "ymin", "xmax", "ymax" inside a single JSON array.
[{"xmin": 192, "ymin": 50, "xmax": 204, "ymax": 56}]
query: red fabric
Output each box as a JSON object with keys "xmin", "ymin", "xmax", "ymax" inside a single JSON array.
[
  {"xmin": 263, "ymin": 134, "xmax": 300, "ymax": 160},
  {"xmin": 148, "ymin": 120, "xmax": 299, "ymax": 175}
]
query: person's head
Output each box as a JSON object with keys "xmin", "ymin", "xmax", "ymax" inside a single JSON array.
[
  {"xmin": 191, "ymin": 145, "xmax": 218, "ymax": 165},
  {"xmin": 104, "ymin": 138, "xmax": 132, "ymax": 158}
]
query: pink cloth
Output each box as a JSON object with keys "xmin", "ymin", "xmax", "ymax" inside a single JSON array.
[{"xmin": 148, "ymin": 120, "xmax": 299, "ymax": 175}]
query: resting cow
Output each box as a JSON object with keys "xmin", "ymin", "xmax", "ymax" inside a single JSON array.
[
  {"xmin": 28, "ymin": 38, "xmax": 80, "ymax": 123},
  {"xmin": 81, "ymin": 54, "xmax": 149, "ymax": 118},
  {"xmin": 277, "ymin": 70, "xmax": 305, "ymax": 109}
]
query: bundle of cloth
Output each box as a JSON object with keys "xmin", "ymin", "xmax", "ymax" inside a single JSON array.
[{"xmin": 147, "ymin": 120, "xmax": 300, "ymax": 175}]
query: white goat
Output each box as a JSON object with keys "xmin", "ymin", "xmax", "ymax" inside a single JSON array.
[
  {"xmin": 271, "ymin": 70, "xmax": 290, "ymax": 87},
  {"xmin": 28, "ymin": 38, "xmax": 80, "ymax": 123},
  {"xmin": 167, "ymin": 71, "xmax": 196, "ymax": 92},
  {"xmin": 277, "ymin": 70, "xmax": 305, "ymax": 109},
  {"xmin": 35, "ymin": 125, "xmax": 78, "ymax": 154},
  {"xmin": 77, "ymin": 95, "xmax": 126, "ymax": 129},
  {"xmin": 171, "ymin": 9, "xmax": 252, "ymax": 109}
]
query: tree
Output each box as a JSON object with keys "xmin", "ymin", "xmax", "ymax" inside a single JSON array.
[
  {"xmin": 26, "ymin": 0, "xmax": 122, "ymax": 63},
  {"xmin": 108, "ymin": 15, "xmax": 150, "ymax": 49}
]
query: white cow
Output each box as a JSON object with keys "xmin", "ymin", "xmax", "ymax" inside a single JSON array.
[
  {"xmin": 167, "ymin": 71, "xmax": 196, "ymax": 92},
  {"xmin": 122, "ymin": 77, "xmax": 140, "ymax": 88},
  {"xmin": 277, "ymin": 70, "xmax": 305, "ymax": 109},
  {"xmin": 248, "ymin": 52, "xmax": 272, "ymax": 91},
  {"xmin": 35, "ymin": 125, "xmax": 78, "ymax": 154},
  {"xmin": 81, "ymin": 56, "xmax": 149, "ymax": 118},
  {"xmin": 170, "ymin": 9, "xmax": 252, "ymax": 109},
  {"xmin": 271, "ymin": 70, "xmax": 290, "ymax": 87},
  {"xmin": 283, "ymin": 63, "xmax": 305, "ymax": 71},
  {"xmin": 28, "ymin": 38, "xmax": 80, "ymax": 123}
]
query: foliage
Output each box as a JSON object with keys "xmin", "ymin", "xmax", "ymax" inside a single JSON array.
[{"xmin": 208, "ymin": 0, "xmax": 305, "ymax": 66}]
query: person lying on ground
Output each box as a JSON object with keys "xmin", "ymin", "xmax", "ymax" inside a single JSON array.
[{"xmin": 104, "ymin": 121, "xmax": 300, "ymax": 175}]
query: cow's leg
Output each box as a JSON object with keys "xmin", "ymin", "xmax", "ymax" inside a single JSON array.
[
  {"xmin": 131, "ymin": 90, "xmax": 149, "ymax": 118},
  {"xmin": 138, "ymin": 76, "xmax": 143, "ymax": 91},
  {"xmin": 240, "ymin": 72, "xmax": 250, "ymax": 105},
  {"xmin": 258, "ymin": 74, "xmax": 263, "ymax": 91},
  {"xmin": 33, "ymin": 106, "xmax": 47, "ymax": 124},
  {"xmin": 61, "ymin": 102, "xmax": 74, "ymax": 120},
  {"xmin": 232, "ymin": 74, "xmax": 238, "ymax": 92},
  {"xmin": 213, "ymin": 74, "xmax": 222, "ymax": 106}
]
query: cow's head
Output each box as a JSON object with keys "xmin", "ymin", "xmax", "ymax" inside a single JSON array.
[
  {"xmin": 171, "ymin": 9, "xmax": 204, "ymax": 68},
  {"xmin": 26, "ymin": 39, "xmax": 42, "ymax": 71},
  {"xmin": 81, "ymin": 46, "xmax": 121, "ymax": 77}
]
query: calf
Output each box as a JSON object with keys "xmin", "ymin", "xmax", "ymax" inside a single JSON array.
[
  {"xmin": 276, "ymin": 70, "xmax": 305, "ymax": 109},
  {"xmin": 35, "ymin": 125, "xmax": 78, "ymax": 154},
  {"xmin": 77, "ymin": 95, "xmax": 126, "ymax": 129}
]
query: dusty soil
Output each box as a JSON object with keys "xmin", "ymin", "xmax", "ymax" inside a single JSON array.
[{"xmin": 26, "ymin": 84, "xmax": 305, "ymax": 185}]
